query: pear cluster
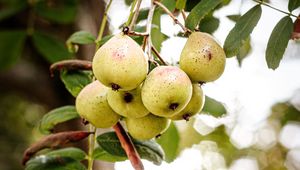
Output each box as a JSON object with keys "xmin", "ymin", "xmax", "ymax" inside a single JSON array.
[{"xmin": 75, "ymin": 31, "xmax": 225, "ymax": 140}]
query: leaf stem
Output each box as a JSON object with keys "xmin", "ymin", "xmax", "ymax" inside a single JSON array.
[
  {"xmin": 87, "ymin": 126, "xmax": 97, "ymax": 170},
  {"xmin": 113, "ymin": 122, "xmax": 144, "ymax": 170},
  {"xmin": 95, "ymin": 0, "xmax": 113, "ymax": 50}
]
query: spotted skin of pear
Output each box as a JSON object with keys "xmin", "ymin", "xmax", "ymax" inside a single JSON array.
[
  {"xmin": 107, "ymin": 85, "xmax": 149, "ymax": 118},
  {"xmin": 125, "ymin": 114, "xmax": 170, "ymax": 140},
  {"xmin": 141, "ymin": 66, "xmax": 192, "ymax": 117},
  {"xmin": 92, "ymin": 33, "xmax": 148, "ymax": 91},
  {"xmin": 169, "ymin": 84, "xmax": 205, "ymax": 120},
  {"xmin": 75, "ymin": 81, "xmax": 120, "ymax": 128},
  {"xmin": 180, "ymin": 32, "xmax": 226, "ymax": 83}
]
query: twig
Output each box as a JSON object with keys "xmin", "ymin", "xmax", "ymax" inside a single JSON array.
[
  {"xmin": 87, "ymin": 126, "xmax": 97, "ymax": 170},
  {"xmin": 49, "ymin": 60, "xmax": 92, "ymax": 77},
  {"xmin": 129, "ymin": 0, "xmax": 143, "ymax": 30},
  {"xmin": 181, "ymin": 9, "xmax": 187, "ymax": 21},
  {"xmin": 151, "ymin": 46, "xmax": 168, "ymax": 65},
  {"xmin": 153, "ymin": 0, "xmax": 191, "ymax": 33},
  {"xmin": 113, "ymin": 122, "xmax": 144, "ymax": 170},
  {"xmin": 127, "ymin": 31, "xmax": 149, "ymax": 37},
  {"xmin": 146, "ymin": 1, "xmax": 156, "ymax": 61}
]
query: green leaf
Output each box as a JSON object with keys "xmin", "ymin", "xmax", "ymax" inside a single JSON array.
[
  {"xmin": 176, "ymin": 0, "xmax": 187, "ymax": 10},
  {"xmin": 223, "ymin": 5, "xmax": 261, "ymax": 57},
  {"xmin": 266, "ymin": 16, "xmax": 293, "ymax": 70},
  {"xmin": 35, "ymin": 0, "xmax": 78, "ymax": 24},
  {"xmin": 0, "ymin": 30, "xmax": 26, "ymax": 70},
  {"xmin": 185, "ymin": 0, "xmax": 222, "ymax": 30},
  {"xmin": 46, "ymin": 147, "xmax": 86, "ymax": 161},
  {"xmin": 151, "ymin": 10, "xmax": 169, "ymax": 52},
  {"xmin": 98, "ymin": 35, "xmax": 113, "ymax": 47},
  {"xmin": 226, "ymin": 14, "xmax": 241, "ymax": 22},
  {"xmin": 39, "ymin": 106, "xmax": 80, "ymax": 134},
  {"xmin": 288, "ymin": 0, "xmax": 300, "ymax": 12},
  {"xmin": 97, "ymin": 132, "xmax": 165, "ymax": 165},
  {"xmin": 199, "ymin": 15, "xmax": 220, "ymax": 34},
  {"xmin": 271, "ymin": 102, "xmax": 300, "ymax": 126},
  {"xmin": 60, "ymin": 70, "xmax": 93, "ymax": 97},
  {"xmin": 0, "ymin": 2, "xmax": 27, "ymax": 21},
  {"xmin": 32, "ymin": 32, "xmax": 73, "ymax": 63},
  {"xmin": 93, "ymin": 146, "xmax": 127, "ymax": 162},
  {"xmin": 156, "ymin": 122, "xmax": 179, "ymax": 163},
  {"xmin": 237, "ymin": 36, "xmax": 251, "ymax": 66},
  {"xmin": 67, "ymin": 31, "xmax": 96, "ymax": 45},
  {"xmin": 25, "ymin": 156, "xmax": 86, "ymax": 170},
  {"xmin": 202, "ymin": 96, "xmax": 226, "ymax": 117},
  {"xmin": 136, "ymin": 9, "xmax": 149, "ymax": 24}
]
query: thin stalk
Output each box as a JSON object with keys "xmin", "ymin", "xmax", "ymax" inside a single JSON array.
[
  {"xmin": 96, "ymin": 0, "xmax": 113, "ymax": 50},
  {"xmin": 145, "ymin": 1, "xmax": 156, "ymax": 61},
  {"xmin": 151, "ymin": 46, "xmax": 167, "ymax": 65},
  {"xmin": 87, "ymin": 125, "xmax": 97, "ymax": 170},
  {"xmin": 129, "ymin": 0, "xmax": 143, "ymax": 30},
  {"xmin": 125, "ymin": 0, "xmax": 139, "ymax": 27}
]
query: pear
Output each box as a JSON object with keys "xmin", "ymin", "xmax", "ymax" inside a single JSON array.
[
  {"xmin": 180, "ymin": 32, "xmax": 226, "ymax": 83},
  {"xmin": 141, "ymin": 66, "xmax": 192, "ymax": 117},
  {"xmin": 125, "ymin": 114, "xmax": 170, "ymax": 140},
  {"xmin": 107, "ymin": 85, "xmax": 149, "ymax": 118},
  {"xmin": 75, "ymin": 81, "xmax": 120, "ymax": 128},
  {"xmin": 92, "ymin": 33, "xmax": 148, "ymax": 91},
  {"xmin": 169, "ymin": 84, "xmax": 205, "ymax": 120}
]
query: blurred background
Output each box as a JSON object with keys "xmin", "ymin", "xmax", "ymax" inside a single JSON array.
[{"xmin": 0, "ymin": 0, "xmax": 300, "ymax": 170}]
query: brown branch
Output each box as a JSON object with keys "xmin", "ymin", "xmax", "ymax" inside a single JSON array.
[
  {"xmin": 128, "ymin": 31, "xmax": 149, "ymax": 37},
  {"xmin": 151, "ymin": 46, "xmax": 168, "ymax": 65},
  {"xmin": 153, "ymin": 0, "xmax": 191, "ymax": 33},
  {"xmin": 49, "ymin": 59, "xmax": 92, "ymax": 77},
  {"xmin": 181, "ymin": 9, "xmax": 187, "ymax": 21},
  {"xmin": 113, "ymin": 122, "xmax": 144, "ymax": 170}
]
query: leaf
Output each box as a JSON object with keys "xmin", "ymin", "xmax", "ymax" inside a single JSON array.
[
  {"xmin": 223, "ymin": 5, "xmax": 262, "ymax": 57},
  {"xmin": 161, "ymin": 0, "xmax": 176, "ymax": 12},
  {"xmin": 270, "ymin": 102, "xmax": 300, "ymax": 126},
  {"xmin": 98, "ymin": 34, "xmax": 113, "ymax": 47},
  {"xmin": 97, "ymin": 132, "xmax": 165, "ymax": 165},
  {"xmin": 202, "ymin": 96, "xmax": 226, "ymax": 117},
  {"xmin": 226, "ymin": 14, "xmax": 241, "ymax": 22},
  {"xmin": 176, "ymin": 0, "xmax": 187, "ymax": 10},
  {"xmin": 0, "ymin": 30, "xmax": 26, "ymax": 70},
  {"xmin": 25, "ymin": 156, "xmax": 86, "ymax": 170},
  {"xmin": 237, "ymin": 36, "xmax": 251, "ymax": 66},
  {"xmin": 93, "ymin": 146, "xmax": 127, "ymax": 162},
  {"xmin": 288, "ymin": 0, "xmax": 300, "ymax": 12},
  {"xmin": 46, "ymin": 147, "xmax": 86, "ymax": 161},
  {"xmin": 32, "ymin": 32, "xmax": 73, "ymax": 63},
  {"xmin": 35, "ymin": 0, "xmax": 78, "ymax": 24},
  {"xmin": 136, "ymin": 9, "xmax": 149, "ymax": 24},
  {"xmin": 60, "ymin": 70, "xmax": 93, "ymax": 97},
  {"xmin": 39, "ymin": 106, "xmax": 80, "ymax": 134},
  {"xmin": 156, "ymin": 122, "xmax": 180, "ymax": 163},
  {"xmin": 0, "ymin": 2, "xmax": 27, "ymax": 21},
  {"xmin": 67, "ymin": 31, "xmax": 96, "ymax": 45},
  {"xmin": 266, "ymin": 16, "xmax": 293, "ymax": 70},
  {"xmin": 185, "ymin": 0, "xmax": 222, "ymax": 30},
  {"xmin": 151, "ymin": 10, "xmax": 169, "ymax": 52},
  {"xmin": 199, "ymin": 15, "xmax": 220, "ymax": 34}
]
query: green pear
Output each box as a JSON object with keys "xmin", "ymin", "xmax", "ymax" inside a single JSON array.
[
  {"xmin": 75, "ymin": 81, "xmax": 120, "ymax": 128},
  {"xmin": 141, "ymin": 66, "xmax": 192, "ymax": 117},
  {"xmin": 92, "ymin": 33, "xmax": 148, "ymax": 91},
  {"xmin": 107, "ymin": 85, "xmax": 149, "ymax": 118},
  {"xmin": 169, "ymin": 84, "xmax": 205, "ymax": 120},
  {"xmin": 125, "ymin": 114, "xmax": 170, "ymax": 140},
  {"xmin": 180, "ymin": 32, "xmax": 226, "ymax": 83}
]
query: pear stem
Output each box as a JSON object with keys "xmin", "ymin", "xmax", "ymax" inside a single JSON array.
[
  {"xmin": 87, "ymin": 126, "xmax": 97, "ymax": 170},
  {"xmin": 49, "ymin": 59, "xmax": 92, "ymax": 77},
  {"xmin": 113, "ymin": 122, "xmax": 144, "ymax": 170}
]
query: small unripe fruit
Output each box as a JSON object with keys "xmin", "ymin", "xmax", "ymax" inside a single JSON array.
[
  {"xmin": 75, "ymin": 81, "xmax": 120, "ymax": 128},
  {"xmin": 92, "ymin": 33, "xmax": 148, "ymax": 91},
  {"xmin": 141, "ymin": 66, "xmax": 192, "ymax": 117},
  {"xmin": 107, "ymin": 85, "xmax": 149, "ymax": 118},
  {"xmin": 125, "ymin": 114, "xmax": 170, "ymax": 140},
  {"xmin": 169, "ymin": 84, "xmax": 205, "ymax": 120},
  {"xmin": 180, "ymin": 32, "xmax": 226, "ymax": 83}
]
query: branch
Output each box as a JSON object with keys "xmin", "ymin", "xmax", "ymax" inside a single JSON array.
[
  {"xmin": 49, "ymin": 59, "xmax": 92, "ymax": 77},
  {"xmin": 153, "ymin": 0, "xmax": 191, "ymax": 33},
  {"xmin": 113, "ymin": 122, "xmax": 144, "ymax": 170},
  {"xmin": 145, "ymin": 1, "xmax": 156, "ymax": 60},
  {"xmin": 181, "ymin": 9, "xmax": 187, "ymax": 21},
  {"xmin": 129, "ymin": 0, "xmax": 143, "ymax": 30},
  {"xmin": 151, "ymin": 46, "xmax": 168, "ymax": 65}
]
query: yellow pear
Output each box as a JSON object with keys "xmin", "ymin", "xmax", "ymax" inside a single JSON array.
[
  {"xmin": 107, "ymin": 85, "xmax": 149, "ymax": 118},
  {"xmin": 125, "ymin": 114, "xmax": 170, "ymax": 140},
  {"xmin": 141, "ymin": 66, "xmax": 192, "ymax": 117},
  {"xmin": 169, "ymin": 84, "xmax": 205, "ymax": 120},
  {"xmin": 75, "ymin": 81, "xmax": 120, "ymax": 128},
  {"xmin": 180, "ymin": 32, "xmax": 226, "ymax": 83},
  {"xmin": 92, "ymin": 33, "xmax": 148, "ymax": 91}
]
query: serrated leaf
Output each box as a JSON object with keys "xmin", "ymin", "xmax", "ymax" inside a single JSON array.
[
  {"xmin": 46, "ymin": 147, "xmax": 86, "ymax": 161},
  {"xmin": 39, "ymin": 106, "xmax": 80, "ymax": 134},
  {"xmin": 35, "ymin": 0, "xmax": 78, "ymax": 24},
  {"xmin": 25, "ymin": 156, "xmax": 86, "ymax": 170},
  {"xmin": 185, "ymin": 0, "xmax": 222, "ymax": 30},
  {"xmin": 32, "ymin": 32, "xmax": 73, "ymax": 63},
  {"xmin": 156, "ymin": 122, "xmax": 179, "ymax": 163},
  {"xmin": 176, "ymin": 0, "xmax": 187, "ymax": 10},
  {"xmin": 202, "ymin": 96, "xmax": 226, "ymax": 117},
  {"xmin": 288, "ymin": 0, "xmax": 300, "ymax": 12},
  {"xmin": 60, "ymin": 70, "xmax": 93, "ymax": 97},
  {"xmin": 93, "ymin": 146, "xmax": 127, "ymax": 162},
  {"xmin": 266, "ymin": 16, "xmax": 293, "ymax": 70},
  {"xmin": 97, "ymin": 132, "xmax": 165, "ymax": 165},
  {"xmin": 0, "ymin": 30, "xmax": 26, "ymax": 70},
  {"xmin": 224, "ymin": 5, "xmax": 261, "ymax": 57},
  {"xmin": 226, "ymin": 14, "xmax": 241, "ymax": 22},
  {"xmin": 199, "ymin": 15, "xmax": 220, "ymax": 34},
  {"xmin": 67, "ymin": 31, "xmax": 96, "ymax": 45},
  {"xmin": 237, "ymin": 36, "xmax": 251, "ymax": 66}
]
